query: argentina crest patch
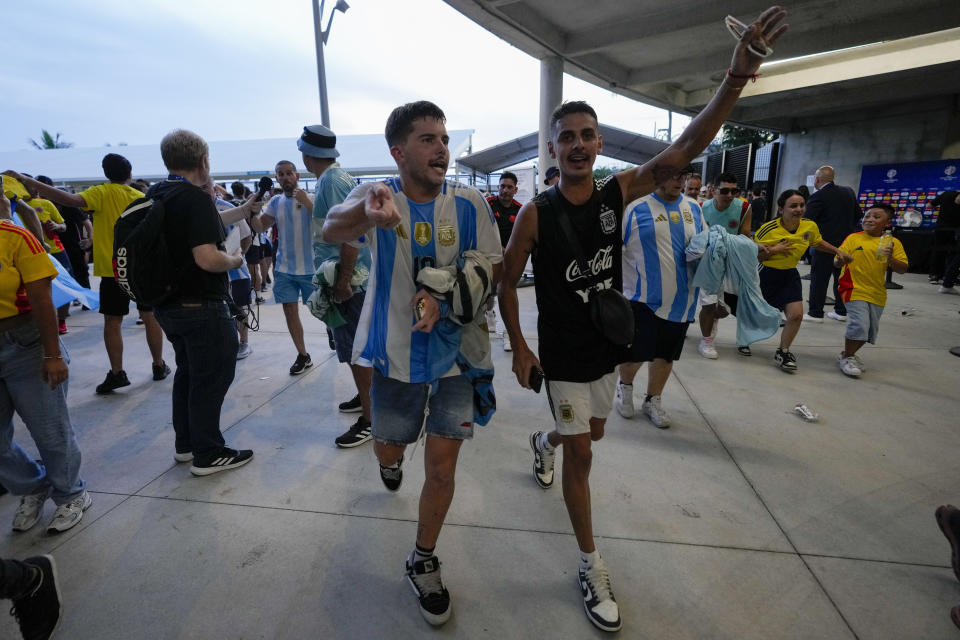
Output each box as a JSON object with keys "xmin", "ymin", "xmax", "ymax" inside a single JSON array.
[{"xmin": 599, "ymin": 205, "xmax": 617, "ymax": 234}]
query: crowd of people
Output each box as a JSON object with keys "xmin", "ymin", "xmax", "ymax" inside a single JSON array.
[{"xmin": 0, "ymin": 5, "xmax": 957, "ymax": 638}]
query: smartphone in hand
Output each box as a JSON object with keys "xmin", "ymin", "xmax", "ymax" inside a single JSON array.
[{"xmin": 529, "ymin": 367, "xmax": 544, "ymax": 393}]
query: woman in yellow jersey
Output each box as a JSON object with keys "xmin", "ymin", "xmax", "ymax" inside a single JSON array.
[
  {"xmin": 754, "ymin": 189, "xmax": 852, "ymax": 372},
  {"xmin": 0, "ymin": 191, "xmax": 90, "ymax": 535}
]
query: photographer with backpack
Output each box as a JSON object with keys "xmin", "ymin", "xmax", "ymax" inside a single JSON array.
[{"xmin": 146, "ymin": 129, "xmax": 254, "ymax": 476}]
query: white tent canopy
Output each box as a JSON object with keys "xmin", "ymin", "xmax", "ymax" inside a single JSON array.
[{"xmin": 0, "ymin": 130, "xmax": 474, "ymax": 187}]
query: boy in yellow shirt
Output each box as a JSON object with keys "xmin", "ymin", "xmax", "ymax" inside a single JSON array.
[{"xmin": 834, "ymin": 203, "xmax": 908, "ymax": 377}]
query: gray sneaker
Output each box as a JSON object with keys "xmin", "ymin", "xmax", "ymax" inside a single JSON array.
[
  {"xmin": 47, "ymin": 491, "xmax": 92, "ymax": 534},
  {"xmin": 236, "ymin": 342, "xmax": 253, "ymax": 360},
  {"xmin": 12, "ymin": 491, "xmax": 48, "ymax": 532}
]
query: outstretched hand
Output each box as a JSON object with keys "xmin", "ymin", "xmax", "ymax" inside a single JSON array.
[
  {"xmin": 365, "ymin": 183, "xmax": 401, "ymax": 230},
  {"xmin": 729, "ymin": 6, "xmax": 789, "ymax": 75}
]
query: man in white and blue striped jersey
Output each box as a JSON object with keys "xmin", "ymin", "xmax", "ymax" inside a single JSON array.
[
  {"xmin": 259, "ymin": 160, "xmax": 317, "ymax": 375},
  {"xmin": 323, "ymin": 101, "xmax": 502, "ymax": 627},
  {"xmin": 615, "ymin": 167, "xmax": 706, "ymax": 428}
]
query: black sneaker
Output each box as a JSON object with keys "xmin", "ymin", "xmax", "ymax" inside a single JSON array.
[
  {"xmin": 737, "ymin": 346, "xmax": 752, "ymax": 357},
  {"xmin": 327, "ymin": 328, "xmax": 336, "ymax": 351},
  {"xmin": 379, "ymin": 455, "xmax": 403, "ymax": 492},
  {"xmin": 190, "ymin": 448, "xmax": 254, "ymax": 476},
  {"xmin": 95, "ymin": 369, "xmax": 130, "ymax": 394},
  {"xmin": 338, "ymin": 394, "xmax": 362, "ymax": 413},
  {"xmin": 152, "ymin": 361, "xmax": 172, "ymax": 381},
  {"xmin": 289, "ymin": 353, "xmax": 312, "ymax": 375},
  {"xmin": 11, "ymin": 555, "xmax": 62, "ymax": 640},
  {"xmin": 405, "ymin": 555, "xmax": 451, "ymax": 626},
  {"xmin": 774, "ymin": 348, "xmax": 797, "ymax": 372},
  {"xmin": 335, "ymin": 417, "xmax": 372, "ymax": 448}
]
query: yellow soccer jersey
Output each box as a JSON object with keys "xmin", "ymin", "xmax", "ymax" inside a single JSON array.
[
  {"xmin": 79, "ymin": 183, "xmax": 144, "ymax": 277},
  {"xmin": 837, "ymin": 232, "xmax": 908, "ymax": 306},
  {"xmin": 0, "ymin": 220, "xmax": 58, "ymax": 320},
  {"xmin": 26, "ymin": 198, "xmax": 65, "ymax": 254},
  {"xmin": 755, "ymin": 218, "xmax": 822, "ymax": 270}
]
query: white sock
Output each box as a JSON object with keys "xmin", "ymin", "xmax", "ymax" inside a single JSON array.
[
  {"xmin": 580, "ymin": 549, "xmax": 601, "ymax": 569},
  {"xmin": 539, "ymin": 432, "xmax": 555, "ymax": 452}
]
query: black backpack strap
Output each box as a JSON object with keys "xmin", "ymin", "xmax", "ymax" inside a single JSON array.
[{"xmin": 544, "ymin": 186, "xmax": 599, "ymax": 288}]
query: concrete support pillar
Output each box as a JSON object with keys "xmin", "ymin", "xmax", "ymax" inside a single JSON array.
[{"xmin": 538, "ymin": 56, "xmax": 564, "ymax": 190}]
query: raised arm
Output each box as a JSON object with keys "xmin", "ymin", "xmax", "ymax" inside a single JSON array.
[
  {"xmin": 323, "ymin": 182, "xmax": 400, "ymax": 244},
  {"xmin": 615, "ymin": 6, "xmax": 788, "ymax": 203},
  {"xmin": 4, "ymin": 171, "xmax": 87, "ymax": 210}
]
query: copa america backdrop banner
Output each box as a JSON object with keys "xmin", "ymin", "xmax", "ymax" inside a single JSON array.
[{"xmin": 857, "ymin": 159, "xmax": 959, "ymax": 228}]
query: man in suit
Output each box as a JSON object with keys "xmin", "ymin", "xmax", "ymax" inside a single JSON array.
[{"xmin": 804, "ymin": 165, "xmax": 861, "ymax": 322}]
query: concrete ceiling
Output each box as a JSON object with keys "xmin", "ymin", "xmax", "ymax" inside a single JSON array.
[
  {"xmin": 443, "ymin": 0, "xmax": 960, "ymax": 132},
  {"xmin": 457, "ymin": 123, "xmax": 669, "ymax": 174}
]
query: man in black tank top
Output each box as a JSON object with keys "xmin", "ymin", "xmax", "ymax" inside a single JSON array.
[{"xmin": 497, "ymin": 8, "xmax": 789, "ymax": 633}]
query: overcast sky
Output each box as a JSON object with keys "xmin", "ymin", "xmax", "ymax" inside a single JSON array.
[{"xmin": 2, "ymin": 0, "xmax": 690, "ymax": 165}]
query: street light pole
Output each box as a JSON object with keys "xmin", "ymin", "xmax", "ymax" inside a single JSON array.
[
  {"xmin": 312, "ymin": 0, "xmax": 329, "ymax": 127},
  {"xmin": 312, "ymin": 0, "xmax": 350, "ymax": 128}
]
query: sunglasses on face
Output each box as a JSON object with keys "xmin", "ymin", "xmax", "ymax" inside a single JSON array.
[{"xmin": 717, "ymin": 187, "xmax": 740, "ymax": 196}]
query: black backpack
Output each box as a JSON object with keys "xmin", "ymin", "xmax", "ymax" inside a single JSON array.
[{"xmin": 113, "ymin": 187, "xmax": 185, "ymax": 306}]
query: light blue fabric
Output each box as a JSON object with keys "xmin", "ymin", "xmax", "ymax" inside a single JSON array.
[
  {"xmin": 690, "ymin": 225, "xmax": 780, "ymax": 347},
  {"xmin": 312, "ymin": 165, "xmax": 371, "ymax": 273}
]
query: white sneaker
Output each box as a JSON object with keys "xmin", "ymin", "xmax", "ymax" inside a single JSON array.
[
  {"xmin": 836, "ymin": 353, "xmax": 862, "ymax": 378},
  {"xmin": 578, "ymin": 557, "xmax": 622, "ymax": 632},
  {"xmin": 615, "ymin": 381, "xmax": 634, "ymax": 418},
  {"xmin": 939, "ymin": 286, "xmax": 959, "ymax": 295},
  {"xmin": 642, "ymin": 395, "xmax": 670, "ymax": 428},
  {"xmin": 852, "ymin": 354, "xmax": 866, "ymax": 372},
  {"xmin": 484, "ymin": 309, "xmax": 497, "ymax": 332},
  {"xmin": 802, "ymin": 313, "xmax": 824, "ymax": 323},
  {"xmin": 826, "ymin": 311, "xmax": 847, "ymax": 322},
  {"xmin": 46, "ymin": 491, "xmax": 92, "ymax": 534},
  {"xmin": 236, "ymin": 342, "xmax": 253, "ymax": 360},
  {"xmin": 502, "ymin": 334, "xmax": 512, "ymax": 352},
  {"xmin": 697, "ymin": 337, "xmax": 718, "ymax": 359},
  {"xmin": 12, "ymin": 491, "xmax": 48, "ymax": 532}
]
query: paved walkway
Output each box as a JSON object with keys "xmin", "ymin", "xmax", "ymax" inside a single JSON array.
[{"xmin": 1, "ymin": 269, "xmax": 959, "ymax": 639}]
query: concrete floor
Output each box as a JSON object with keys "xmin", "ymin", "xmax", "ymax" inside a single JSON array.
[{"xmin": 1, "ymin": 268, "xmax": 959, "ymax": 639}]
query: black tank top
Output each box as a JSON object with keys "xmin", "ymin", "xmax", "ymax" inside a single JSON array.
[{"xmin": 532, "ymin": 178, "xmax": 627, "ymax": 382}]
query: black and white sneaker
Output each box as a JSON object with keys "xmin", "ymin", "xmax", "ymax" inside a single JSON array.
[
  {"xmin": 529, "ymin": 431, "xmax": 555, "ymax": 489},
  {"xmin": 406, "ymin": 555, "xmax": 451, "ymax": 626},
  {"xmin": 289, "ymin": 353, "xmax": 312, "ymax": 375},
  {"xmin": 338, "ymin": 394, "xmax": 362, "ymax": 413},
  {"xmin": 335, "ymin": 417, "xmax": 372, "ymax": 448},
  {"xmin": 190, "ymin": 448, "xmax": 254, "ymax": 476},
  {"xmin": 774, "ymin": 348, "xmax": 798, "ymax": 372},
  {"xmin": 95, "ymin": 369, "xmax": 130, "ymax": 394},
  {"xmin": 578, "ymin": 558, "xmax": 622, "ymax": 632},
  {"xmin": 379, "ymin": 455, "xmax": 404, "ymax": 492},
  {"xmin": 11, "ymin": 555, "xmax": 62, "ymax": 640}
]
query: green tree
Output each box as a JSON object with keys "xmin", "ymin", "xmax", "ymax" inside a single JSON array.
[
  {"xmin": 593, "ymin": 165, "xmax": 626, "ymax": 180},
  {"xmin": 720, "ymin": 125, "xmax": 776, "ymax": 150},
  {"xmin": 29, "ymin": 130, "xmax": 73, "ymax": 150}
]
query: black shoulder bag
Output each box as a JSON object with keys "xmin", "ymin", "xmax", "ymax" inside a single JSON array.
[{"xmin": 544, "ymin": 187, "xmax": 634, "ymax": 346}]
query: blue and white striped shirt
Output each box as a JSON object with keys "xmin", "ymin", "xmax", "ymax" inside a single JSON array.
[
  {"xmin": 347, "ymin": 179, "xmax": 502, "ymax": 383},
  {"xmin": 265, "ymin": 193, "xmax": 314, "ymax": 276},
  {"xmin": 622, "ymin": 193, "xmax": 705, "ymax": 322}
]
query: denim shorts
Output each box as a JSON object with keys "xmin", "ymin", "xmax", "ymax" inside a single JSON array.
[
  {"xmin": 273, "ymin": 272, "xmax": 315, "ymax": 304},
  {"xmin": 370, "ymin": 370, "xmax": 474, "ymax": 445},
  {"xmin": 845, "ymin": 299, "xmax": 883, "ymax": 344}
]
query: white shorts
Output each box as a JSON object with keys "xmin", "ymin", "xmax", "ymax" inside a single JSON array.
[
  {"xmin": 546, "ymin": 371, "xmax": 618, "ymax": 436},
  {"xmin": 699, "ymin": 290, "xmax": 718, "ymax": 305}
]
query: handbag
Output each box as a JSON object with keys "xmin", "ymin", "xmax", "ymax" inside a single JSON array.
[{"xmin": 545, "ymin": 187, "xmax": 634, "ymax": 346}]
